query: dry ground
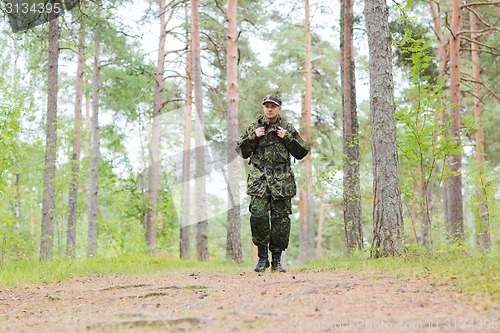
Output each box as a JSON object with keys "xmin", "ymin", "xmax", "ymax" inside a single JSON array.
[{"xmin": 0, "ymin": 269, "xmax": 498, "ymax": 332}]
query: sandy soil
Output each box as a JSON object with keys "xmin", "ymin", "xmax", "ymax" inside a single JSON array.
[{"xmin": 0, "ymin": 269, "xmax": 498, "ymax": 332}]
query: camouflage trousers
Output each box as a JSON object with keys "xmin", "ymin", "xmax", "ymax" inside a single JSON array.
[{"xmin": 249, "ymin": 194, "xmax": 292, "ymax": 253}]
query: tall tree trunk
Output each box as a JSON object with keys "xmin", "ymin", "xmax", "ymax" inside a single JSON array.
[
  {"xmin": 226, "ymin": 0, "xmax": 242, "ymax": 262},
  {"xmin": 364, "ymin": 0, "xmax": 404, "ymax": 258},
  {"xmin": 429, "ymin": 0, "xmax": 450, "ymax": 227},
  {"xmin": 446, "ymin": 0, "xmax": 464, "ymax": 242},
  {"xmin": 40, "ymin": 14, "xmax": 59, "ymax": 260},
  {"xmin": 299, "ymin": 0, "xmax": 315, "ymax": 264},
  {"xmin": 340, "ymin": 0, "xmax": 363, "ymax": 253},
  {"xmin": 146, "ymin": 0, "xmax": 167, "ymax": 253},
  {"xmin": 470, "ymin": 11, "xmax": 490, "ymax": 249},
  {"xmin": 180, "ymin": 2, "xmax": 192, "ymax": 260},
  {"xmin": 192, "ymin": 0, "xmax": 208, "ymax": 261},
  {"xmin": 66, "ymin": 19, "xmax": 86, "ymax": 258},
  {"xmin": 429, "ymin": 0, "xmax": 448, "ymax": 77},
  {"xmin": 87, "ymin": 3, "xmax": 102, "ymax": 257}
]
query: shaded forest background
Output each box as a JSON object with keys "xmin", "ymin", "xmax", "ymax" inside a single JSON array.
[{"xmin": 0, "ymin": 0, "xmax": 498, "ymax": 265}]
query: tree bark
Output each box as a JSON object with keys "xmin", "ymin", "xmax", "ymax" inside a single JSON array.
[
  {"xmin": 226, "ymin": 0, "xmax": 242, "ymax": 262},
  {"xmin": 192, "ymin": 0, "xmax": 208, "ymax": 261},
  {"xmin": 428, "ymin": 0, "xmax": 450, "ymax": 227},
  {"xmin": 87, "ymin": 2, "xmax": 102, "ymax": 258},
  {"xmin": 66, "ymin": 19, "xmax": 85, "ymax": 258},
  {"xmin": 429, "ymin": 0, "xmax": 448, "ymax": 77},
  {"xmin": 40, "ymin": 13, "xmax": 59, "ymax": 260},
  {"xmin": 364, "ymin": 0, "xmax": 404, "ymax": 258},
  {"xmin": 299, "ymin": 0, "xmax": 315, "ymax": 264},
  {"xmin": 418, "ymin": 161, "xmax": 433, "ymax": 248},
  {"xmin": 340, "ymin": 0, "xmax": 363, "ymax": 254},
  {"xmin": 446, "ymin": 0, "xmax": 464, "ymax": 242},
  {"xmin": 470, "ymin": 11, "xmax": 490, "ymax": 249},
  {"xmin": 180, "ymin": 1, "xmax": 192, "ymax": 260},
  {"xmin": 146, "ymin": 0, "xmax": 167, "ymax": 253}
]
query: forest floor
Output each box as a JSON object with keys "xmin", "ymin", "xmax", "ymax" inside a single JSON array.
[{"xmin": 0, "ymin": 268, "xmax": 498, "ymax": 333}]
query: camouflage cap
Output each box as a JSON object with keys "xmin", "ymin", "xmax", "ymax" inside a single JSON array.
[{"xmin": 262, "ymin": 94, "xmax": 282, "ymax": 106}]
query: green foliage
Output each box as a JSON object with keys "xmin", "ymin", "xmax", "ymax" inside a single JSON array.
[
  {"xmin": 394, "ymin": 28, "xmax": 458, "ymax": 246},
  {"xmin": 0, "ymin": 78, "xmax": 22, "ymax": 191},
  {"xmin": 391, "ymin": 20, "xmax": 439, "ymax": 84},
  {"xmin": 0, "ymin": 77, "xmax": 29, "ymax": 262}
]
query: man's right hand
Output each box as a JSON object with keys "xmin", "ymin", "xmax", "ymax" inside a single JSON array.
[{"xmin": 254, "ymin": 127, "xmax": 265, "ymax": 138}]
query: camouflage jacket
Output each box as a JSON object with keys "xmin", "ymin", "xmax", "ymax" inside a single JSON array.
[{"xmin": 236, "ymin": 115, "xmax": 309, "ymax": 198}]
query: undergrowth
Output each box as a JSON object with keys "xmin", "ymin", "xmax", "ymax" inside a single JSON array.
[
  {"xmin": 0, "ymin": 249, "xmax": 498, "ymax": 307},
  {"xmin": 304, "ymin": 248, "xmax": 499, "ymax": 304}
]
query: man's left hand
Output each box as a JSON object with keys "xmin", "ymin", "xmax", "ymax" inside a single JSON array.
[{"xmin": 277, "ymin": 126, "xmax": 286, "ymax": 139}]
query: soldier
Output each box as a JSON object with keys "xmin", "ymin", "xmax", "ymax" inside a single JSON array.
[{"xmin": 237, "ymin": 94, "xmax": 309, "ymax": 272}]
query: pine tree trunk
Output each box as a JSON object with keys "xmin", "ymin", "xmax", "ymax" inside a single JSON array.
[
  {"xmin": 87, "ymin": 3, "xmax": 102, "ymax": 257},
  {"xmin": 340, "ymin": 0, "xmax": 363, "ymax": 253},
  {"xmin": 429, "ymin": 0, "xmax": 449, "ymax": 227},
  {"xmin": 192, "ymin": 0, "xmax": 208, "ymax": 261},
  {"xmin": 446, "ymin": 0, "xmax": 464, "ymax": 242},
  {"xmin": 364, "ymin": 0, "xmax": 404, "ymax": 258},
  {"xmin": 470, "ymin": 11, "xmax": 490, "ymax": 249},
  {"xmin": 180, "ymin": 2, "xmax": 192, "ymax": 260},
  {"xmin": 66, "ymin": 19, "xmax": 85, "ymax": 258},
  {"xmin": 146, "ymin": 0, "xmax": 167, "ymax": 253},
  {"xmin": 40, "ymin": 14, "xmax": 59, "ymax": 260},
  {"xmin": 299, "ymin": 0, "xmax": 315, "ymax": 264},
  {"xmin": 226, "ymin": 0, "xmax": 242, "ymax": 263}
]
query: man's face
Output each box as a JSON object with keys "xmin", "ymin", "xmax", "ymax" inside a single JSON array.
[{"xmin": 262, "ymin": 102, "xmax": 281, "ymax": 123}]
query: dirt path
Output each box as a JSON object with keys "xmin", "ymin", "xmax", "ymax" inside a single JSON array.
[{"xmin": 0, "ymin": 269, "xmax": 498, "ymax": 332}]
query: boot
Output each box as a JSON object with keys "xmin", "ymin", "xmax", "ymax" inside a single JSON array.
[
  {"xmin": 254, "ymin": 246, "xmax": 270, "ymax": 272},
  {"xmin": 271, "ymin": 251, "xmax": 286, "ymax": 272}
]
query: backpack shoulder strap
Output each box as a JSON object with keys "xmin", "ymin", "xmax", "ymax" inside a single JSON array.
[{"xmin": 279, "ymin": 116, "xmax": 288, "ymax": 129}]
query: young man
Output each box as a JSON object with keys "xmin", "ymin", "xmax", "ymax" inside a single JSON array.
[{"xmin": 237, "ymin": 94, "xmax": 309, "ymax": 272}]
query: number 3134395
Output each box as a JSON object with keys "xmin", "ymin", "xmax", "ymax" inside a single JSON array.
[
  {"xmin": 443, "ymin": 319, "xmax": 498, "ymax": 330},
  {"xmin": 4, "ymin": 2, "xmax": 62, "ymax": 15}
]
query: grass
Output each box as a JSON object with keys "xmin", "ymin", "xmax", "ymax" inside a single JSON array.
[
  {"xmin": 0, "ymin": 249, "xmax": 498, "ymax": 306},
  {"xmin": 302, "ymin": 248, "xmax": 499, "ymax": 304},
  {"xmin": 0, "ymin": 254, "xmax": 245, "ymax": 289}
]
